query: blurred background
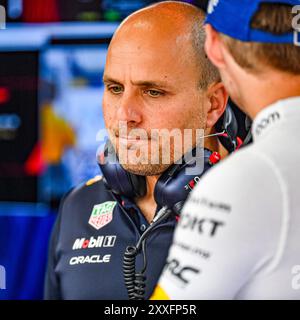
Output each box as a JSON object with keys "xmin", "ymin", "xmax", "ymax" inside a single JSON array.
[{"xmin": 0, "ymin": 0, "xmax": 211, "ymax": 299}]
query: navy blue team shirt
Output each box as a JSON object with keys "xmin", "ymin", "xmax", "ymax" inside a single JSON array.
[{"xmin": 44, "ymin": 176, "xmax": 176, "ymax": 300}]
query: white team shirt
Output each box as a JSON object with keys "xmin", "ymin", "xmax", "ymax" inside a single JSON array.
[{"xmin": 153, "ymin": 96, "xmax": 300, "ymax": 300}]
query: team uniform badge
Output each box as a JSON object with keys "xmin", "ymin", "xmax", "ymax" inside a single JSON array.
[{"xmin": 88, "ymin": 201, "xmax": 116, "ymax": 230}]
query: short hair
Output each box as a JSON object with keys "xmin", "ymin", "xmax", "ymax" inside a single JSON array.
[
  {"xmin": 220, "ymin": 3, "xmax": 300, "ymax": 75},
  {"xmin": 190, "ymin": 9, "xmax": 221, "ymax": 88}
]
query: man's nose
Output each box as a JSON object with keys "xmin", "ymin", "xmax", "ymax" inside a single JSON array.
[{"xmin": 116, "ymin": 91, "xmax": 142, "ymax": 124}]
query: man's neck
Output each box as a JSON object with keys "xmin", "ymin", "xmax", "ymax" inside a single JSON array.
[
  {"xmin": 235, "ymin": 69, "xmax": 300, "ymax": 120},
  {"xmin": 135, "ymin": 175, "xmax": 159, "ymax": 223},
  {"xmin": 135, "ymin": 137, "xmax": 227, "ymax": 223}
]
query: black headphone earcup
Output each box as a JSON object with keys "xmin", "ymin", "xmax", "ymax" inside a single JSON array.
[
  {"xmin": 224, "ymin": 105, "xmax": 238, "ymax": 139},
  {"xmin": 154, "ymin": 148, "xmax": 214, "ymax": 215},
  {"xmin": 216, "ymin": 104, "xmax": 239, "ymax": 152},
  {"xmin": 97, "ymin": 140, "xmax": 146, "ymax": 198}
]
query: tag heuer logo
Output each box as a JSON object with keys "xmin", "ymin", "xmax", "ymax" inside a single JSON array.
[{"xmin": 88, "ymin": 201, "xmax": 116, "ymax": 230}]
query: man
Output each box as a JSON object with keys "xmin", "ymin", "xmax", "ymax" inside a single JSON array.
[
  {"xmin": 153, "ymin": 0, "xmax": 300, "ymax": 299},
  {"xmin": 44, "ymin": 1, "xmax": 229, "ymax": 299}
]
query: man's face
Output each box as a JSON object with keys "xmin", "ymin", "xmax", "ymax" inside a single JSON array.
[
  {"xmin": 204, "ymin": 25, "xmax": 244, "ymax": 111},
  {"xmin": 102, "ymin": 25, "xmax": 208, "ymax": 176},
  {"xmin": 215, "ymin": 62, "xmax": 244, "ymax": 112}
]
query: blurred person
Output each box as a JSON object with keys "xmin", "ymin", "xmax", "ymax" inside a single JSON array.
[
  {"xmin": 153, "ymin": 0, "xmax": 300, "ymax": 299},
  {"xmin": 44, "ymin": 1, "xmax": 231, "ymax": 299},
  {"xmin": 41, "ymin": 103, "xmax": 76, "ymax": 203}
]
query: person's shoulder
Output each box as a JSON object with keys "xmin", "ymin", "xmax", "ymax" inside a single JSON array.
[
  {"xmin": 65, "ymin": 175, "xmax": 105, "ymax": 200},
  {"xmin": 59, "ymin": 175, "xmax": 112, "ymax": 214},
  {"xmin": 204, "ymin": 145, "xmax": 265, "ymax": 180},
  {"xmin": 184, "ymin": 144, "xmax": 283, "ymax": 232},
  {"xmin": 50, "ymin": 176, "xmax": 116, "ymax": 256},
  {"xmin": 193, "ymin": 144, "xmax": 282, "ymax": 201}
]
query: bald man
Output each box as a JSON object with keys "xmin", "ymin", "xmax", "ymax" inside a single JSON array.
[{"xmin": 44, "ymin": 1, "xmax": 228, "ymax": 300}]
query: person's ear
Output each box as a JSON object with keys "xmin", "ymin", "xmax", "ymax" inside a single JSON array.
[
  {"xmin": 204, "ymin": 24, "xmax": 227, "ymax": 70},
  {"xmin": 205, "ymin": 82, "xmax": 228, "ymax": 129}
]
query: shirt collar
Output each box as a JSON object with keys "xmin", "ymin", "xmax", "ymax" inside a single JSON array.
[
  {"xmin": 252, "ymin": 96, "xmax": 300, "ymax": 141},
  {"xmin": 118, "ymin": 194, "xmax": 176, "ymax": 226}
]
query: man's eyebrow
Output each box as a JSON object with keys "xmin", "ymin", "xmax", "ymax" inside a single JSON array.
[
  {"xmin": 131, "ymin": 80, "xmax": 171, "ymax": 88},
  {"xmin": 102, "ymin": 76, "xmax": 172, "ymax": 89},
  {"xmin": 102, "ymin": 76, "xmax": 121, "ymax": 84}
]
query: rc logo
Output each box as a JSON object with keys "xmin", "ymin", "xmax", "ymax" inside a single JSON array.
[
  {"xmin": 0, "ymin": 265, "xmax": 6, "ymax": 290},
  {"xmin": 207, "ymin": 0, "xmax": 219, "ymax": 14},
  {"xmin": 164, "ymin": 258, "xmax": 200, "ymax": 287}
]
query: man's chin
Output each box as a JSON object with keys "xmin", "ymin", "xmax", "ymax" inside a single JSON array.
[{"xmin": 120, "ymin": 163, "xmax": 171, "ymax": 176}]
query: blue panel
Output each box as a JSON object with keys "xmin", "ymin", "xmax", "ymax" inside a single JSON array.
[{"xmin": 0, "ymin": 204, "xmax": 56, "ymax": 300}]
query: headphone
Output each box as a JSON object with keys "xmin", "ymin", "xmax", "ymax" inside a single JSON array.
[
  {"xmin": 97, "ymin": 104, "xmax": 240, "ymax": 215},
  {"xmin": 215, "ymin": 103, "xmax": 242, "ymax": 152}
]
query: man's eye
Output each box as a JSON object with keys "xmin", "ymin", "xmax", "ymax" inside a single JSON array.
[
  {"xmin": 146, "ymin": 90, "xmax": 163, "ymax": 97},
  {"xmin": 108, "ymin": 85, "xmax": 123, "ymax": 94}
]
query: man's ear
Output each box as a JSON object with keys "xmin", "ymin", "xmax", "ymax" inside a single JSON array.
[
  {"xmin": 204, "ymin": 24, "xmax": 227, "ymax": 70},
  {"xmin": 206, "ymin": 82, "xmax": 228, "ymax": 129}
]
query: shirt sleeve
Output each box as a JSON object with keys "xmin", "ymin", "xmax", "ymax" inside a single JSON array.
[
  {"xmin": 44, "ymin": 188, "xmax": 74, "ymax": 300},
  {"xmin": 152, "ymin": 150, "xmax": 283, "ymax": 300},
  {"xmin": 44, "ymin": 210, "xmax": 62, "ymax": 300}
]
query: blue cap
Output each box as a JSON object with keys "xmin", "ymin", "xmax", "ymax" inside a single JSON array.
[{"xmin": 205, "ymin": 0, "xmax": 300, "ymax": 44}]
